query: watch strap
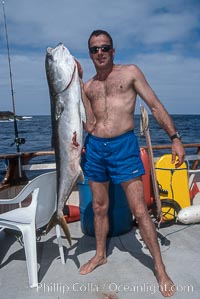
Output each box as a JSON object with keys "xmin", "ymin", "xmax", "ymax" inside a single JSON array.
[{"xmin": 170, "ymin": 132, "xmax": 181, "ymax": 141}]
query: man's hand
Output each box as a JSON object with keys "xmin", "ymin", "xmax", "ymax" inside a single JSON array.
[
  {"xmin": 171, "ymin": 139, "xmax": 185, "ymax": 168},
  {"xmin": 74, "ymin": 58, "xmax": 83, "ymax": 79}
]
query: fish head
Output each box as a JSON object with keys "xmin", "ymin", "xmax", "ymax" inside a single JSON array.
[{"xmin": 45, "ymin": 43, "xmax": 75, "ymax": 95}]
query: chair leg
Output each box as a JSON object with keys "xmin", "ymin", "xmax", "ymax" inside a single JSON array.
[
  {"xmin": 21, "ymin": 224, "xmax": 38, "ymax": 288},
  {"xmin": 56, "ymin": 224, "xmax": 65, "ymax": 264}
]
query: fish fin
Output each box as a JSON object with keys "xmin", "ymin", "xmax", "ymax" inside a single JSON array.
[
  {"xmin": 56, "ymin": 97, "xmax": 64, "ymax": 120},
  {"xmin": 80, "ymin": 97, "xmax": 86, "ymax": 123},
  {"xmin": 79, "ymin": 168, "xmax": 84, "ymax": 182},
  {"xmin": 45, "ymin": 213, "xmax": 72, "ymax": 246}
]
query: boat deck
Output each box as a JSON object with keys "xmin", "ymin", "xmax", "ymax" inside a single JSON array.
[
  {"xmin": 0, "ymin": 144, "xmax": 200, "ymax": 298},
  {"xmin": 0, "ymin": 219, "xmax": 200, "ymax": 299}
]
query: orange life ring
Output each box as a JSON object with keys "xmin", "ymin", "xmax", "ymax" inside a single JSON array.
[{"xmin": 140, "ymin": 147, "xmax": 154, "ymax": 207}]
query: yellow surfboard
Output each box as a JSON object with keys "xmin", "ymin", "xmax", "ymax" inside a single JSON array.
[{"xmin": 155, "ymin": 154, "xmax": 191, "ymax": 220}]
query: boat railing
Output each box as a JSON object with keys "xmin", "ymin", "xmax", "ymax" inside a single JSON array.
[{"xmin": 0, "ymin": 143, "xmax": 199, "ymax": 191}]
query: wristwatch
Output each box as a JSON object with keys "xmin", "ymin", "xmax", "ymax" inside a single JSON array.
[{"xmin": 170, "ymin": 131, "xmax": 181, "ymax": 141}]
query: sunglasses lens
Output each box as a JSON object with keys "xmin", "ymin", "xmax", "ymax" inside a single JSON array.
[
  {"xmin": 89, "ymin": 47, "xmax": 98, "ymax": 54},
  {"xmin": 101, "ymin": 45, "xmax": 112, "ymax": 52},
  {"xmin": 89, "ymin": 45, "xmax": 112, "ymax": 54}
]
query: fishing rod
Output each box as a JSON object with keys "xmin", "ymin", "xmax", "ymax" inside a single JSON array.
[{"xmin": 2, "ymin": 0, "xmax": 25, "ymax": 178}]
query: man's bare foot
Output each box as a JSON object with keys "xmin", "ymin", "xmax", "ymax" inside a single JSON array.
[
  {"xmin": 156, "ymin": 270, "xmax": 176, "ymax": 297},
  {"xmin": 79, "ymin": 255, "xmax": 107, "ymax": 275}
]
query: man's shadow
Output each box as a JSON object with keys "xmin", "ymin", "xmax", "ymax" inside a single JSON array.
[
  {"xmin": 64, "ymin": 221, "xmax": 171, "ymax": 278},
  {"xmin": 0, "ymin": 221, "xmax": 171, "ymax": 284}
]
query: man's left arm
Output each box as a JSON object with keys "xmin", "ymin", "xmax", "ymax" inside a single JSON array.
[{"xmin": 133, "ymin": 65, "xmax": 185, "ymax": 167}]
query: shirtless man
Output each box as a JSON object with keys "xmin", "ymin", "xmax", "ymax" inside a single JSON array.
[{"xmin": 80, "ymin": 29, "xmax": 185, "ymax": 297}]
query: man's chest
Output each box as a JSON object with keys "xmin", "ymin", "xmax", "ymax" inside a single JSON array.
[{"xmin": 88, "ymin": 77, "xmax": 131, "ymax": 100}]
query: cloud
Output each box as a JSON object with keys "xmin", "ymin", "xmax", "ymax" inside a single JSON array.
[
  {"xmin": 2, "ymin": 0, "xmax": 199, "ymax": 51},
  {"xmin": 0, "ymin": 0, "xmax": 199, "ymax": 115}
]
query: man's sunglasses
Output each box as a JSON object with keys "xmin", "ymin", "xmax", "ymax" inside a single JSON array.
[{"xmin": 89, "ymin": 45, "xmax": 112, "ymax": 54}]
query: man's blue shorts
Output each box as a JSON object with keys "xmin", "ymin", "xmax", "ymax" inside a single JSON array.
[{"xmin": 82, "ymin": 130, "xmax": 145, "ymax": 184}]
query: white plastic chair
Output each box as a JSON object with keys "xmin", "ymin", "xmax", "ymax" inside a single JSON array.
[{"xmin": 0, "ymin": 171, "xmax": 64, "ymax": 288}]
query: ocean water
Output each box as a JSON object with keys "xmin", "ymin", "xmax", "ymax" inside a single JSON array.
[{"xmin": 0, "ymin": 115, "xmax": 200, "ymax": 182}]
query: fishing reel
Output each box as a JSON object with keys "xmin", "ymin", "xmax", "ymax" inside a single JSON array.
[
  {"xmin": 15, "ymin": 137, "xmax": 26, "ymax": 145},
  {"xmin": 11, "ymin": 137, "xmax": 26, "ymax": 147}
]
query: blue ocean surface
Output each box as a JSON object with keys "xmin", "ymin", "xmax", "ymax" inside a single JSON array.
[{"xmin": 0, "ymin": 115, "xmax": 200, "ymax": 182}]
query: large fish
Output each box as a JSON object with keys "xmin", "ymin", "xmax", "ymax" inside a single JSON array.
[{"xmin": 45, "ymin": 43, "xmax": 86, "ymax": 245}]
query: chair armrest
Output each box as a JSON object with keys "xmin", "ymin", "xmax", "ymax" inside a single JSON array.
[{"xmin": 0, "ymin": 187, "xmax": 39, "ymax": 205}]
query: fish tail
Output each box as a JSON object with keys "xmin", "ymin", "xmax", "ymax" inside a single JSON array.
[
  {"xmin": 59, "ymin": 215, "xmax": 72, "ymax": 246},
  {"xmin": 45, "ymin": 212, "xmax": 57, "ymax": 234},
  {"xmin": 46, "ymin": 213, "xmax": 72, "ymax": 246}
]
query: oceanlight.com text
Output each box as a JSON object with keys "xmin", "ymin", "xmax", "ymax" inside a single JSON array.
[{"xmin": 37, "ymin": 282, "xmax": 194, "ymax": 295}]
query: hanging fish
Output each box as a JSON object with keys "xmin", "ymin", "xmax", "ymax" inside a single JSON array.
[{"xmin": 45, "ymin": 43, "xmax": 86, "ymax": 245}]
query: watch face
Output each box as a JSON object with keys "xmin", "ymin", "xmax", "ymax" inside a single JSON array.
[{"xmin": 170, "ymin": 132, "xmax": 181, "ymax": 140}]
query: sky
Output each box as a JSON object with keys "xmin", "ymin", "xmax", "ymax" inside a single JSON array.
[{"xmin": 0, "ymin": 0, "xmax": 199, "ymax": 116}]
